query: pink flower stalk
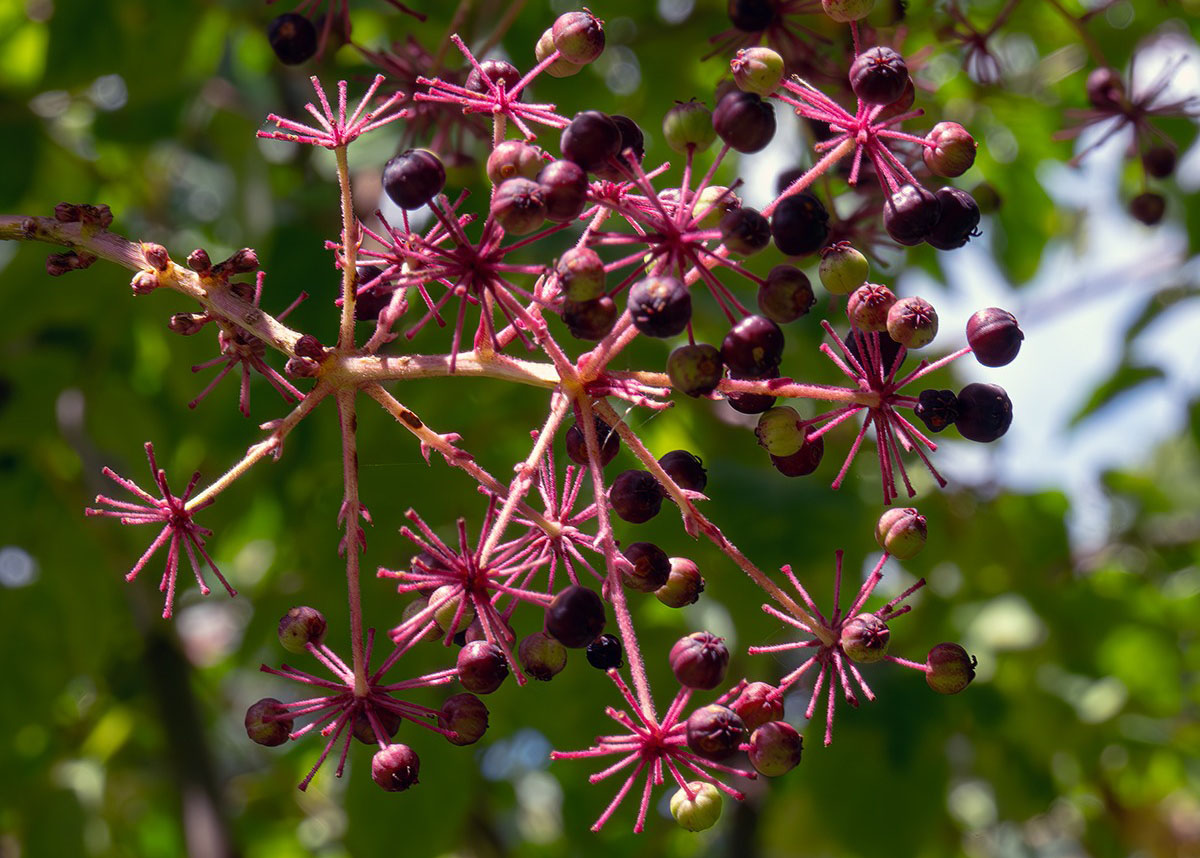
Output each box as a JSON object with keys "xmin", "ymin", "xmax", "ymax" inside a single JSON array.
[
  {"xmin": 260, "ymin": 627, "xmax": 457, "ymax": 790},
  {"xmin": 189, "ymin": 273, "xmax": 307, "ymax": 417},
  {"xmin": 379, "ymin": 505, "xmax": 554, "ymax": 680},
  {"xmin": 551, "ymin": 669, "xmax": 755, "ymax": 832},
  {"xmin": 748, "ymin": 550, "xmax": 926, "ymax": 746},
  {"xmin": 416, "ymin": 35, "xmax": 569, "ymax": 142},
  {"xmin": 257, "ymin": 74, "xmax": 407, "ymax": 149},
  {"xmin": 85, "ymin": 442, "xmax": 234, "ymax": 619}
]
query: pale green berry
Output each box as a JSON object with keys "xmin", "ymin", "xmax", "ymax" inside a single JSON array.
[{"xmin": 670, "ymin": 781, "xmax": 723, "ymax": 831}]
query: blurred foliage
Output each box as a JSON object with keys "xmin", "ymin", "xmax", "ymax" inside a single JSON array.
[{"xmin": 0, "ymin": 0, "xmax": 1198, "ymax": 857}]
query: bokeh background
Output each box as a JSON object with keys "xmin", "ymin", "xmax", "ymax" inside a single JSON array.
[{"xmin": 0, "ymin": 0, "xmax": 1198, "ymax": 856}]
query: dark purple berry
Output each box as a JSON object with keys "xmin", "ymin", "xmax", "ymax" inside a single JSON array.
[
  {"xmin": 278, "ymin": 606, "xmax": 327, "ymax": 653},
  {"xmin": 731, "ymin": 681, "xmax": 783, "ymax": 730},
  {"xmin": 884, "ymin": 184, "xmax": 940, "ymax": 246},
  {"xmin": 955, "ymin": 382, "xmax": 1012, "ymax": 442},
  {"xmin": 491, "ymin": 177, "xmax": 546, "ymax": 235},
  {"xmin": 594, "ymin": 114, "xmax": 645, "ymax": 180},
  {"xmin": 439, "ymin": 692, "xmax": 489, "ymax": 744},
  {"xmin": 629, "ymin": 275, "xmax": 692, "ymax": 338},
  {"xmin": 720, "ymin": 206, "xmax": 772, "ymax": 255},
  {"xmin": 1142, "ymin": 145, "xmax": 1177, "ymax": 179},
  {"xmin": 849, "ymin": 46, "xmax": 910, "ymax": 106},
  {"xmin": 659, "ymin": 450, "xmax": 707, "ymax": 492},
  {"xmin": 586, "ymin": 633, "xmax": 624, "ymax": 670},
  {"xmin": 562, "ymin": 296, "xmax": 618, "ymax": 340},
  {"xmin": 769, "ymin": 433, "xmax": 824, "ymax": 476},
  {"xmin": 656, "ymin": 557, "xmax": 705, "ymax": 608},
  {"xmin": 758, "ymin": 264, "xmax": 815, "ymax": 323},
  {"xmin": 914, "ymin": 388, "xmax": 958, "ymax": 433},
  {"xmin": 749, "ymin": 721, "xmax": 803, "ymax": 776},
  {"xmin": 268, "ymin": 13, "xmax": 318, "ymax": 65},
  {"xmin": 685, "ymin": 704, "xmax": 746, "ymax": 760},
  {"xmin": 667, "ymin": 343, "xmax": 723, "ymax": 397},
  {"xmin": 466, "ymin": 59, "xmax": 521, "ymax": 93},
  {"xmin": 1130, "ymin": 192, "xmax": 1166, "ymax": 226},
  {"xmin": 967, "ymin": 307, "xmax": 1023, "ymax": 367},
  {"xmin": 565, "ymin": 417, "xmax": 620, "ymax": 467},
  {"xmin": 622, "ymin": 541, "xmax": 671, "ymax": 592},
  {"xmin": 546, "ymin": 585, "xmax": 606, "ymax": 648},
  {"xmin": 552, "ymin": 10, "xmax": 605, "ymax": 64},
  {"xmin": 537, "ymin": 159, "xmax": 590, "ymax": 222},
  {"xmin": 728, "ymin": 0, "xmax": 777, "ymax": 32},
  {"xmin": 518, "ymin": 632, "xmax": 568, "ymax": 681},
  {"xmin": 457, "ymin": 640, "xmax": 509, "ymax": 694},
  {"xmin": 926, "ymin": 187, "xmax": 981, "ymax": 250},
  {"xmin": 383, "ymin": 149, "xmax": 446, "ymax": 210},
  {"xmin": 1086, "ymin": 67, "xmax": 1124, "ymax": 110},
  {"xmin": 353, "ymin": 264, "xmax": 390, "ymax": 322},
  {"xmin": 712, "ymin": 90, "xmax": 776, "ymax": 153},
  {"xmin": 670, "ymin": 631, "xmax": 730, "ymax": 690},
  {"xmin": 371, "ymin": 744, "xmax": 420, "ymax": 792},
  {"xmin": 561, "ymin": 110, "xmax": 622, "ymax": 173},
  {"xmin": 245, "ymin": 698, "xmax": 293, "ymax": 746},
  {"xmin": 771, "ymin": 192, "xmax": 830, "ymax": 256},
  {"xmin": 722, "ymin": 314, "xmax": 785, "ymax": 376},
  {"xmin": 610, "ymin": 469, "xmax": 665, "ymax": 523},
  {"xmin": 926, "ymin": 643, "xmax": 977, "ymax": 694},
  {"xmin": 726, "ymin": 368, "xmax": 778, "ymax": 414}
]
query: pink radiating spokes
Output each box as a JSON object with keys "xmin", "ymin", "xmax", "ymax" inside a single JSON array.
[
  {"xmin": 550, "ymin": 669, "xmax": 755, "ymax": 832},
  {"xmin": 260, "ymin": 627, "xmax": 457, "ymax": 790},
  {"xmin": 749, "ymin": 550, "xmax": 927, "ymax": 746},
  {"xmin": 85, "ymin": 442, "xmax": 233, "ymax": 619},
  {"xmin": 257, "ymin": 74, "xmax": 408, "ymax": 149}
]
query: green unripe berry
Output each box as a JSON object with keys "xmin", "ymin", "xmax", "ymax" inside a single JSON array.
[
  {"xmin": 692, "ymin": 185, "xmax": 740, "ymax": 228},
  {"xmin": 755, "ymin": 406, "xmax": 805, "ymax": 457},
  {"xmin": 670, "ymin": 781, "xmax": 723, "ymax": 831},
  {"xmin": 926, "ymin": 642, "xmax": 977, "ymax": 694},
  {"xmin": 556, "ymin": 247, "xmax": 607, "ymax": 302},
  {"xmin": 277, "ymin": 606, "xmax": 327, "ymax": 653},
  {"xmin": 430, "ymin": 584, "xmax": 474, "ymax": 633},
  {"xmin": 818, "ymin": 242, "xmax": 870, "ymax": 295},
  {"xmin": 731, "ymin": 47, "xmax": 785, "ymax": 96},
  {"xmin": 875, "ymin": 507, "xmax": 927, "ymax": 559},
  {"xmin": 662, "ymin": 101, "xmax": 717, "ymax": 153}
]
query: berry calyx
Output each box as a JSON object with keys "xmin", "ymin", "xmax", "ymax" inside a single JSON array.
[
  {"xmin": 518, "ymin": 632, "xmax": 568, "ymax": 681},
  {"xmin": 585, "ymin": 633, "xmax": 624, "ymax": 670},
  {"xmin": 731, "ymin": 47, "xmax": 785, "ymax": 97},
  {"xmin": 457, "ymin": 640, "xmax": 510, "ymax": 694},
  {"xmin": 628, "ymin": 275, "xmax": 692, "ymax": 338},
  {"xmin": 662, "ymin": 100, "xmax": 717, "ymax": 153},
  {"xmin": 546, "ymin": 585, "xmax": 606, "ymax": 648},
  {"xmin": 245, "ymin": 698, "xmax": 293, "ymax": 746},
  {"xmin": 622, "ymin": 541, "xmax": 671, "ymax": 592},
  {"xmin": 875, "ymin": 507, "xmax": 927, "ymax": 559},
  {"xmin": 278, "ymin": 606, "xmax": 327, "ymax": 653},
  {"xmin": 610, "ymin": 469, "xmax": 666, "ymax": 523},
  {"xmin": 712, "ymin": 90, "xmax": 777, "ymax": 153},
  {"xmin": 685, "ymin": 703, "xmax": 746, "ymax": 760},
  {"xmin": 758, "ymin": 264, "xmax": 815, "ymax": 323},
  {"xmin": 371, "ymin": 744, "xmax": 420, "ymax": 792},
  {"xmin": 439, "ymin": 692, "xmax": 489, "ymax": 744},
  {"xmin": 849, "ymin": 46, "xmax": 910, "ymax": 106},
  {"xmin": 670, "ymin": 781, "xmax": 723, "ymax": 832},
  {"xmin": 884, "ymin": 184, "xmax": 941, "ymax": 246},
  {"xmin": 656, "ymin": 557, "xmax": 706, "ymax": 608},
  {"xmin": 771, "ymin": 192, "xmax": 830, "ymax": 256},
  {"xmin": 846, "ymin": 283, "xmax": 897, "ymax": 332},
  {"xmin": 818, "ymin": 242, "xmax": 870, "ymax": 296},
  {"xmin": 966, "ymin": 307, "xmax": 1023, "ymax": 367},
  {"xmin": 925, "ymin": 643, "xmax": 977, "ymax": 694},
  {"xmin": 886, "ymin": 296, "xmax": 938, "ymax": 349},
  {"xmin": 659, "ymin": 449, "xmax": 707, "ymax": 492},
  {"xmin": 669, "ymin": 631, "xmax": 730, "ymax": 690},
  {"xmin": 955, "ymin": 382, "xmax": 1012, "ymax": 442},
  {"xmin": 840, "ymin": 613, "xmax": 890, "ymax": 663},
  {"xmin": 383, "ymin": 149, "xmax": 446, "ymax": 210},
  {"xmin": 268, "ymin": 13, "xmax": 318, "ymax": 65},
  {"xmin": 748, "ymin": 721, "xmax": 803, "ymax": 777},
  {"xmin": 923, "ymin": 122, "xmax": 978, "ymax": 178}
]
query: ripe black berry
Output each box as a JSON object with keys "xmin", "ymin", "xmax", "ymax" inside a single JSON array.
[
  {"xmin": 562, "ymin": 296, "xmax": 618, "ymax": 340},
  {"xmin": 586, "ymin": 633, "xmax": 624, "ymax": 670},
  {"xmin": 609, "ymin": 469, "xmax": 665, "ymax": 523},
  {"xmin": 561, "ymin": 110, "xmax": 622, "ymax": 173},
  {"xmin": 720, "ymin": 206, "xmax": 772, "ymax": 255},
  {"xmin": 383, "ymin": 149, "xmax": 446, "ymax": 210},
  {"xmin": 659, "ymin": 449, "xmax": 707, "ymax": 491},
  {"xmin": 268, "ymin": 13, "xmax": 318, "ymax": 65},
  {"xmin": 622, "ymin": 541, "xmax": 671, "ymax": 592},
  {"xmin": 1142, "ymin": 145, "xmax": 1177, "ymax": 179},
  {"xmin": 955, "ymin": 382, "xmax": 1012, "ymax": 442},
  {"xmin": 629, "ymin": 275, "xmax": 692, "ymax": 338},
  {"xmin": 914, "ymin": 388, "xmax": 958, "ymax": 433},
  {"xmin": 538, "ymin": 159, "xmax": 590, "ymax": 222},
  {"xmin": 849, "ymin": 47, "xmax": 910, "ymax": 105},
  {"xmin": 1130, "ymin": 192, "xmax": 1166, "ymax": 226},
  {"xmin": 728, "ymin": 0, "xmax": 777, "ymax": 31},
  {"xmin": 758, "ymin": 264, "xmax": 815, "ymax": 323},
  {"xmin": 771, "ymin": 192, "xmax": 830, "ymax": 256},
  {"xmin": 926, "ymin": 187, "xmax": 981, "ymax": 250},
  {"xmin": 546, "ymin": 585, "xmax": 606, "ymax": 648},
  {"xmin": 667, "ymin": 343, "xmax": 723, "ymax": 397},
  {"xmin": 722, "ymin": 314, "xmax": 785, "ymax": 376},
  {"xmin": 595, "ymin": 114, "xmax": 646, "ymax": 180},
  {"xmin": 884, "ymin": 184, "xmax": 940, "ymax": 246},
  {"xmin": 712, "ymin": 90, "xmax": 777, "ymax": 153},
  {"xmin": 565, "ymin": 417, "xmax": 620, "ymax": 467},
  {"xmin": 966, "ymin": 307, "xmax": 1023, "ymax": 367}
]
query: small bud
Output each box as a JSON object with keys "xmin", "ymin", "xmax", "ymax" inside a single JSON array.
[
  {"xmin": 54, "ymin": 203, "xmax": 81, "ymax": 222},
  {"xmin": 293, "ymin": 334, "xmax": 325, "ymax": 360},
  {"xmin": 685, "ymin": 704, "xmax": 746, "ymax": 760},
  {"xmin": 670, "ymin": 631, "xmax": 729, "ymax": 690},
  {"xmin": 186, "ymin": 247, "xmax": 211, "ymax": 274},
  {"xmin": 840, "ymin": 613, "xmax": 890, "ymax": 663},
  {"xmin": 925, "ymin": 642, "xmax": 977, "ymax": 694},
  {"xmin": 731, "ymin": 681, "xmax": 784, "ymax": 730},
  {"xmin": 662, "ymin": 100, "xmax": 717, "ymax": 154},
  {"xmin": 656, "ymin": 557, "xmax": 706, "ymax": 608},
  {"xmin": 439, "ymin": 692, "xmax": 489, "ymax": 744},
  {"xmin": 731, "ymin": 47, "xmax": 785, "ymax": 96},
  {"xmin": 130, "ymin": 270, "xmax": 159, "ymax": 295},
  {"xmin": 80, "ymin": 204, "xmax": 113, "ymax": 228},
  {"xmin": 245, "ymin": 698, "xmax": 293, "ymax": 746},
  {"xmin": 277, "ymin": 606, "xmax": 328, "ymax": 653},
  {"xmin": 519, "ymin": 631, "xmax": 568, "ymax": 680},
  {"xmin": 846, "ymin": 283, "xmax": 896, "ymax": 331},
  {"xmin": 456, "ymin": 640, "xmax": 509, "ymax": 694},
  {"xmin": 818, "ymin": 242, "xmax": 870, "ymax": 295},
  {"xmin": 224, "ymin": 248, "xmax": 259, "ymax": 273},
  {"xmin": 141, "ymin": 243, "xmax": 170, "ymax": 272},
  {"xmin": 755, "ymin": 406, "xmax": 806, "ymax": 457},
  {"xmin": 371, "ymin": 744, "xmax": 420, "ymax": 792},
  {"xmin": 875, "ymin": 507, "xmax": 927, "ymax": 559},
  {"xmin": 886, "ymin": 295, "xmax": 938, "ymax": 349},
  {"xmin": 168, "ymin": 312, "xmax": 208, "ymax": 336},
  {"xmin": 284, "ymin": 356, "xmax": 320, "ymax": 378},
  {"xmin": 923, "ymin": 122, "xmax": 978, "ymax": 178},
  {"xmin": 671, "ymin": 781, "xmax": 723, "ymax": 831},
  {"xmin": 748, "ymin": 720, "xmax": 803, "ymax": 776}
]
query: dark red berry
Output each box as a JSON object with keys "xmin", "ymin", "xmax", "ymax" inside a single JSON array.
[
  {"xmin": 748, "ymin": 721, "xmax": 803, "ymax": 776},
  {"xmin": 758, "ymin": 264, "xmax": 815, "ymax": 323},
  {"xmin": 726, "ymin": 368, "xmax": 779, "ymax": 414},
  {"xmin": 884, "ymin": 184, "xmax": 940, "ymax": 246},
  {"xmin": 922, "ymin": 122, "xmax": 977, "ymax": 178},
  {"xmin": 722, "ymin": 314, "xmax": 785, "ymax": 376},
  {"xmin": 656, "ymin": 557, "xmax": 705, "ymax": 608},
  {"xmin": 719, "ymin": 206, "xmax": 772, "ymax": 256},
  {"xmin": 966, "ymin": 307, "xmax": 1023, "ymax": 367},
  {"xmin": 955, "ymin": 382, "xmax": 1012, "ymax": 442},
  {"xmin": 383, "ymin": 149, "xmax": 446, "ymax": 210},
  {"xmin": 486, "ymin": 140, "xmax": 544, "ymax": 185},
  {"xmin": 610, "ymin": 469, "xmax": 665, "ymax": 523},
  {"xmin": 712, "ymin": 90, "xmax": 776, "ymax": 153},
  {"xmin": 457, "ymin": 640, "xmax": 509, "ymax": 694},
  {"xmin": 731, "ymin": 681, "xmax": 784, "ymax": 730},
  {"xmin": 352, "ymin": 705, "xmax": 402, "ymax": 744},
  {"xmin": 728, "ymin": 0, "xmax": 777, "ymax": 31},
  {"xmin": 847, "ymin": 283, "xmax": 897, "ymax": 332},
  {"xmin": 537, "ymin": 159, "xmax": 590, "ymax": 222},
  {"xmin": 562, "ymin": 296, "xmax": 618, "ymax": 340},
  {"xmin": 491, "ymin": 177, "xmax": 546, "ymax": 235},
  {"xmin": 561, "ymin": 110, "xmax": 622, "ymax": 173},
  {"xmin": 278, "ymin": 606, "xmax": 327, "ymax": 653},
  {"xmin": 518, "ymin": 632, "xmax": 568, "ymax": 681},
  {"xmin": 926, "ymin": 187, "xmax": 981, "ymax": 250},
  {"xmin": 439, "ymin": 692, "xmax": 489, "ymax": 744},
  {"xmin": 769, "ymin": 433, "xmax": 824, "ymax": 476},
  {"xmin": 629, "ymin": 275, "xmax": 692, "ymax": 338},
  {"xmin": 466, "ymin": 59, "xmax": 521, "ymax": 93},
  {"xmin": 268, "ymin": 13, "xmax": 318, "ymax": 65},
  {"xmin": 586, "ymin": 633, "xmax": 624, "ymax": 669},
  {"xmin": 245, "ymin": 698, "xmax": 293, "ymax": 746},
  {"xmin": 546, "ymin": 585, "xmax": 606, "ymax": 648},
  {"xmin": 1142, "ymin": 146, "xmax": 1177, "ymax": 179},
  {"xmin": 622, "ymin": 541, "xmax": 671, "ymax": 592},
  {"xmin": 371, "ymin": 744, "xmax": 420, "ymax": 792},
  {"xmin": 565, "ymin": 417, "xmax": 620, "ymax": 467},
  {"xmin": 670, "ymin": 631, "xmax": 730, "ymax": 690},
  {"xmin": 659, "ymin": 450, "xmax": 707, "ymax": 492},
  {"xmin": 771, "ymin": 192, "xmax": 830, "ymax": 256},
  {"xmin": 552, "ymin": 10, "xmax": 605, "ymax": 64},
  {"xmin": 1130, "ymin": 192, "xmax": 1166, "ymax": 226},
  {"xmin": 914, "ymin": 388, "xmax": 958, "ymax": 433},
  {"xmin": 849, "ymin": 46, "xmax": 910, "ymax": 106},
  {"xmin": 667, "ymin": 343, "xmax": 724, "ymax": 397},
  {"xmin": 1086, "ymin": 67, "xmax": 1124, "ymax": 110},
  {"xmin": 685, "ymin": 704, "xmax": 746, "ymax": 760}
]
